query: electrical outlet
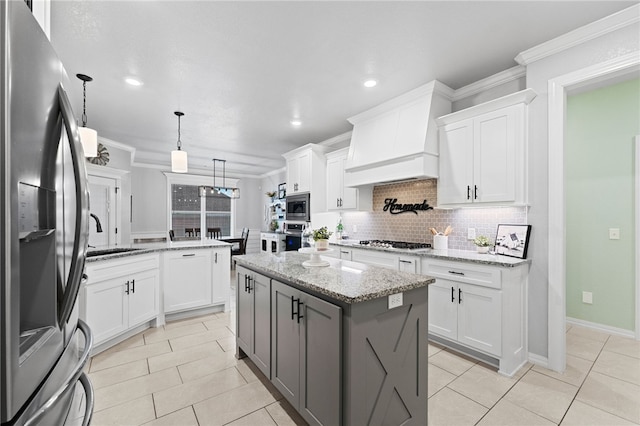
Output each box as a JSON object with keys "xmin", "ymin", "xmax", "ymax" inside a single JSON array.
[
  {"xmin": 582, "ymin": 291, "xmax": 593, "ymax": 304},
  {"xmin": 388, "ymin": 293, "xmax": 403, "ymax": 309},
  {"xmin": 468, "ymin": 228, "xmax": 476, "ymax": 240},
  {"xmin": 609, "ymin": 228, "xmax": 620, "ymax": 240},
  {"xmin": 352, "ymin": 225, "xmax": 357, "ymax": 233}
]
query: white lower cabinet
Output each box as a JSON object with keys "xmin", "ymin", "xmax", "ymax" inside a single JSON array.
[
  {"xmin": 428, "ymin": 279, "xmax": 501, "ymax": 356},
  {"xmin": 164, "ymin": 250, "xmax": 213, "ymax": 313},
  {"xmin": 83, "ymin": 254, "xmax": 160, "ymax": 346},
  {"xmin": 422, "ymin": 258, "xmax": 527, "ymax": 376}
]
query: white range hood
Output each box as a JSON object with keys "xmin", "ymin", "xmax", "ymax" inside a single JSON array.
[{"xmin": 344, "ymin": 80, "xmax": 453, "ymax": 187}]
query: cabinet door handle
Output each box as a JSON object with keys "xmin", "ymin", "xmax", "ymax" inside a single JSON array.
[
  {"xmin": 459, "ymin": 288, "xmax": 462, "ymax": 304},
  {"xmin": 215, "ymin": 252, "xmax": 218, "ymax": 263},
  {"xmin": 467, "ymin": 185, "xmax": 470, "ymax": 200},
  {"xmin": 247, "ymin": 276, "xmax": 252, "ymax": 294},
  {"xmin": 296, "ymin": 299, "xmax": 304, "ymax": 323},
  {"xmin": 125, "ymin": 280, "xmax": 130, "ymax": 295},
  {"xmin": 182, "ymin": 253, "xmax": 196, "ymax": 257},
  {"xmin": 451, "ymin": 286, "xmax": 455, "ymax": 303},
  {"xmin": 474, "ymin": 185, "xmax": 478, "ymax": 200},
  {"xmin": 336, "ymin": 198, "xmax": 339, "ymax": 208},
  {"xmin": 448, "ymin": 270, "xmax": 465, "ymax": 276},
  {"xmin": 244, "ymin": 275, "xmax": 249, "ymax": 292},
  {"xmin": 291, "ymin": 295, "xmax": 296, "ymax": 321},
  {"xmin": 131, "ymin": 279, "xmax": 135, "ymax": 294}
]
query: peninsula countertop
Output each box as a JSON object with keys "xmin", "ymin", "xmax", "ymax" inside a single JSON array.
[
  {"xmin": 234, "ymin": 251, "xmax": 435, "ymax": 304},
  {"xmin": 86, "ymin": 239, "xmax": 231, "ymax": 262}
]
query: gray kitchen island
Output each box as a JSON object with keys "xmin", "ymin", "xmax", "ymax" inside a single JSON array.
[{"xmin": 234, "ymin": 251, "xmax": 435, "ymax": 426}]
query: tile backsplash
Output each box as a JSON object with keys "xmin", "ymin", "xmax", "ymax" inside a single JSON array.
[{"xmin": 339, "ymin": 179, "xmax": 527, "ymax": 251}]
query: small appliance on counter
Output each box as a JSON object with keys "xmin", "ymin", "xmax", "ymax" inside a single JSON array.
[{"xmin": 260, "ymin": 232, "xmax": 286, "ymax": 254}]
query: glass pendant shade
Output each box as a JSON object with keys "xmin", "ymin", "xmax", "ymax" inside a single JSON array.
[
  {"xmin": 171, "ymin": 149, "xmax": 188, "ymax": 173},
  {"xmin": 78, "ymin": 126, "xmax": 98, "ymax": 157},
  {"xmin": 171, "ymin": 111, "xmax": 187, "ymax": 173}
]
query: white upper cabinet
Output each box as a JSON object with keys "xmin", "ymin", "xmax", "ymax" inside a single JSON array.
[
  {"xmin": 286, "ymin": 150, "xmax": 312, "ymax": 194},
  {"xmin": 436, "ymin": 89, "xmax": 536, "ymax": 207},
  {"xmin": 326, "ymin": 148, "xmax": 372, "ymax": 211},
  {"xmin": 283, "ymin": 144, "xmax": 328, "ymax": 214}
]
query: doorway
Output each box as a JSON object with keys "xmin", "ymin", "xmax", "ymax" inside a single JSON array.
[
  {"xmin": 88, "ymin": 175, "xmax": 118, "ymax": 247},
  {"xmin": 547, "ymin": 52, "xmax": 640, "ymax": 373}
]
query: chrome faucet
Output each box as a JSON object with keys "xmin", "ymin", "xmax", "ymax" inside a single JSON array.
[{"xmin": 89, "ymin": 213, "xmax": 103, "ymax": 233}]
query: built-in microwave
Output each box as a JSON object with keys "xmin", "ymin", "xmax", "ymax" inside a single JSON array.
[{"xmin": 286, "ymin": 193, "xmax": 310, "ymax": 222}]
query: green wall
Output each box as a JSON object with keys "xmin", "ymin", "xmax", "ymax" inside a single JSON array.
[{"xmin": 566, "ymin": 78, "xmax": 639, "ymax": 331}]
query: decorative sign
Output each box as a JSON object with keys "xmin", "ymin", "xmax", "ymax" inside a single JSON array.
[{"xmin": 383, "ymin": 198, "xmax": 434, "ymax": 215}]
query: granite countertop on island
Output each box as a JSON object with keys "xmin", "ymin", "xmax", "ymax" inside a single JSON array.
[
  {"xmin": 235, "ymin": 251, "xmax": 435, "ymax": 304},
  {"xmin": 86, "ymin": 239, "xmax": 231, "ymax": 262}
]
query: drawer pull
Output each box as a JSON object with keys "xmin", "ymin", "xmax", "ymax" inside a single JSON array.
[
  {"xmin": 448, "ymin": 270, "xmax": 465, "ymax": 276},
  {"xmin": 182, "ymin": 253, "xmax": 196, "ymax": 257},
  {"xmin": 399, "ymin": 260, "xmax": 412, "ymax": 264},
  {"xmin": 341, "ymin": 251, "xmax": 349, "ymax": 254}
]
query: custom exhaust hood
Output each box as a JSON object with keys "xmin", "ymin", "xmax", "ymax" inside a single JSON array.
[{"xmin": 344, "ymin": 80, "xmax": 453, "ymax": 187}]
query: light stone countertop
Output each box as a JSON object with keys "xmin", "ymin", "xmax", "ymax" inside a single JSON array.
[
  {"xmin": 235, "ymin": 252, "xmax": 434, "ymax": 304},
  {"xmin": 86, "ymin": 239, "xmax": 231, "ymax": 262},
  {"xmin": 330, "ymin": 241, "xmax": 530, "ymax": 267}
]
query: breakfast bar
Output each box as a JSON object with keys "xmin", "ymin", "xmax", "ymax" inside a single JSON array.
[{"xmin": 234, "ymin": 251, "xmax": 435, "ymax": 426}]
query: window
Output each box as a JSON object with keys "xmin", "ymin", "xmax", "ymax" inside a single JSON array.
[{"xmin": 166, "ymin": 173, "xmax": 236, "ymax": 238}]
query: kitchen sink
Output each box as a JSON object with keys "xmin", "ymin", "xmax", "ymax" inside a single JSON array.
[{"xmin": 86, "ymin": 248, "xmax": 141, "ymax": 258}]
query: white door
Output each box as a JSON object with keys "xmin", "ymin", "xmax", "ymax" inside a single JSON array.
[
  {"xmin": 428, "ymin": 280, "xmax": 458, "ymax": 340},
  {"xmin": 473, "ymin": 107, "xmax": 517, "ymax": 203},
  {"xmin": 438, "ymin": 121, "xmax": 474, "ymax": 205},
  {"xmin": 457, "ymin": 283, "xmax": 502, "ymax": 356},
  {"xmin": 88, "ymin": 175, "xmax": 118, "ymax": 247}
]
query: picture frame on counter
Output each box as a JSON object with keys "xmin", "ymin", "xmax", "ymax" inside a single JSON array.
[
  {"xmin": 494, "ymin": 224, "xmax": 532, "ymax": 259},
  {"xmin": 278, "ymin": 182, "xmax": 286, "ymax": 199}
]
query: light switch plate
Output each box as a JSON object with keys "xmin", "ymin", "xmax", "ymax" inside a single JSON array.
[
  {"xmin": 388, "ymin": 293, "xmax": 403, "ymax": 309},
  {"xmin": 609, "ymin": 228, "xmax": 620, "ymax": 240},
  {"xmin": 467, "ymin": 228, "xmax": 476, "ymax": 240},
  {"xmin": 582, "ymin": 291, "xmax": 593, "ymax": 304}
]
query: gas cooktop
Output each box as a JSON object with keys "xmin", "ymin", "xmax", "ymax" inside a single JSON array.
[{"xmin": 358, "ymin": 240, "xmax": 432, "ymax": 250}]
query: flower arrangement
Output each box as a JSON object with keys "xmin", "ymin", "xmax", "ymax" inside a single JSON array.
[
  {"xmin": 312, "ymin": 226, "xmax": 332, "ymax": 241},
  {"xmin": 473, "ymin": 235, "xmax": 492, "ymax": 247}
]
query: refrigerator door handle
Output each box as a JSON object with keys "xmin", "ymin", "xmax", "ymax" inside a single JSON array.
[
  {"xmin": 23, "ymin": 319, "xmax": 94, "ymax": 426},
  {"xmin": 57, "ymin": 85, "xmax": 90, "ymax": 325},
  {"xmin": 78, "ymin": 372, "xmax": 95, "ymax": 426}
]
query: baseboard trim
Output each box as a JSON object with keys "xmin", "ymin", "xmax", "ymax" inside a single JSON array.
[
  {"xmin": 566, "ymin": 317, "xmax": 635, "ymax": 339},
  {"xmin": 528, "ymin": 352, "xmax": 549, "ymax": 369}
]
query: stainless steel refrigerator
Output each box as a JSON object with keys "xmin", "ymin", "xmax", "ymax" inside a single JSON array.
[{"xmin": 1, "ymin": 1, "xmax": 95, "ymax": 425}]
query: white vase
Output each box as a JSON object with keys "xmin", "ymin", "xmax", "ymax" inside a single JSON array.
[
  {"xmin": 315, "ymin": 239, "xmax": 329, "ymax": 251},
  {"xmin": 476, "ymin": 246, "xmax": 490, "ymax": 254}
]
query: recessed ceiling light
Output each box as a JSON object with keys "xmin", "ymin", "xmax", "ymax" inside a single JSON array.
[
  {"xmin": 125, "ymin": 77, "xmax": 143, "ymax": 86},
  {"xmin": 290, "ymin": 119, "xmax": 302, "ymax": 126},
  {"xmin": 364, "ymin": 79, "xmax": 377, "ymax": 88}
]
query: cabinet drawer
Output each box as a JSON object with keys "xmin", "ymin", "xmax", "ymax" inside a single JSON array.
[
  {"xmin": 422, "ymin": 259, "xmax": 501, "ymax": 289},
  {"xmin": 86, "ymin": 254, "xmax": 159, "ymax": 281}
]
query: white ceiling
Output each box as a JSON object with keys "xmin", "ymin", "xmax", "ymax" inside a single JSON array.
[{"xmin": 50, "ymin": 1, "xmax": 634, "ymax": 177}]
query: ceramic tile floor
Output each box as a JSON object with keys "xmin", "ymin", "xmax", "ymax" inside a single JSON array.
[{"xmin": 86, "ymin": 275, "xmax": 640, "ymax": 425}]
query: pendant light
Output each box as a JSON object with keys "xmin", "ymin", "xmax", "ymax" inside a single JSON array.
[
  {"xmin": 171, "ymin": 111, "xmax": 188, "ymax": 173},
  {"xmin": 212, "ymin": 158, "xmax": 240, "ymax": 199},
  {"xmin": 76, "ymin": 74, "xmax": 98, "ymax": 157}
]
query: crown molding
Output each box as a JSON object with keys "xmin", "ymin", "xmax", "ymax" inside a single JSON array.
[
  {"xmin": 451, "ymin": 65, "xmax": 526, "ymax": 102},
  {"xmin": 515, "ymin": 4, "xmax": 640, "ymax": 65}
]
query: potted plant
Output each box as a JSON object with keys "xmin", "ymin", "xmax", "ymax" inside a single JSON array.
[
  {"xmin": 312, "ymin": 226, "xmax": 332, "ymax": 250},
  {"xmin": 473, "ymin": 235, "xmax": 492, "ymax": 254}
]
